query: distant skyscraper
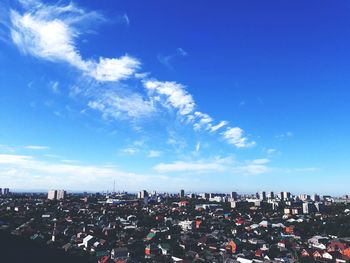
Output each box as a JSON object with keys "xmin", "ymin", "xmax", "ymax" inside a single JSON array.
[
  {"xmin": 268, "ymin": 191, "xmax": 274, "ymax": 199},
  {"xmin": 180, "ymin": 189, "xmax": 185, "ymax": 198},
  {"xmin": 199, "ymin": 193, "xmax": 209, "ymax": 200},
  {"xmin": 259, "ymin": 191, "xmax": 266, "ymax": 201},
  {"xmin": 299, "ymin": 194, "xmax": 310, "ymax": 201},
  {"xmin": 311, "ymin": 194, "xmax": 320, "ymax": 202},
  {"xmin": 282, "ymin": 191, "xmax": 291, "ymax": 201},
  {"xmin": 0, "ymin": 188, "xmax": 2, "ymax": 195},
  {"xmin": 315, "ymin": 202, "xmax": 324, "ymax": 213},
  {"xmin": 303, "ymin": 202, "xmax": 315, "ymax": 214},
  {"xmin": 3, "ymin": 188, "xmax": 9, "ymax": 195},
  {"xmin": 231, "ymin": 192, "xmax": 238, "ymax": 200},
  {"xmin": 57, "ymin": 190, "xmax": 66, "ymax": 200},
  {"xmin": 138, "ymin": 190, "xmax": 148, "ymax": 199},
  {"xmin": 48, "ymin": 190, "xmax": 57, "ymax": 200}
]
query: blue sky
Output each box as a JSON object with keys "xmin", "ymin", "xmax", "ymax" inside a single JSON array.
[{"xmin": 0, "ymin": 0, "xmax": 349, "ymax": 194}]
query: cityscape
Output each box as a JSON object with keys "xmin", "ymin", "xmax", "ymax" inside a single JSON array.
[
  {"xmin": 0, "ymin": 188, "xmax": 350, "ymax": 262},
  {"xmin": 1, "ymin": 0, "xmax": 350, "ymax": 262}
]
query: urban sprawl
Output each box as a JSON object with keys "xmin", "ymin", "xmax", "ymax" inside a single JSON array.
[{"xmin": 0, "ymin": 188, "xmax": 350, "ymax": 263}]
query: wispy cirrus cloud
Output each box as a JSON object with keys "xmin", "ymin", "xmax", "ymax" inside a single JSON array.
[
  {"xmin": 276, "ymin": 131, "xmax": 293, "ymax": 139},
  {"xmin": 9, "ymin": 0, "xmax": 140, "ymax": 82},
  {"xmin": 154, "ymin": 160, "xmax": 226, "ymax": 173},
  {"xmin": 144, "ymin": 80, "xmax": 195, "ymax": 116},
  {"xmin": 148, "ymin": 150, "xmax": 162, "ymax": 158},
  {"xmin": 153, "ymin": 157, "xmax": 271, "ymax": 175},
  {"xmin": 6, "ymin": 0, "xmax": 256, "ymax": 149},
  {"xmin": 87, "ymin": 91, "xmax": 155, "ymax": 120},
  {"xmin": 49, "ymin": 81, "xmax": 60, "ymax": 94},
  {"xmin": 0, "ymin": 144, "xmax": 50, "ymax": 152},
  {"xmin": 24, "ymin": 145, "xmax": 50, "ymax": 150},
  {"xmin": 157, "ymin": 47, "xmax": 187, "ymax": 70},
  {"xmin": 143, "ymin": 79, "xmax": 254, "ymax": 148}
]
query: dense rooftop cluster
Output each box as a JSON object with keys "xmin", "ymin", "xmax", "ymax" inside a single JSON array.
[{"xmin": 0, "ymin": 190, "xmax": 350, "ymax": 263}]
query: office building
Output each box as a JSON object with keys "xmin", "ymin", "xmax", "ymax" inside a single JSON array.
[
  {"xmin": 138, "ymin": 190, "xmax": 148, "ymax": 199},
  {"xmin": 231, "ymin": 191, "xmax": 238, "ymax": 200},
  {"xmin": 303, "ymin": 202, "xmax": 315, "ymax": 214},
  {"xmin": 311, "ymin": 194, "xmax": 320, "ymax": 202},
  {"xmin": 267, "ymin": 191, "xmax": 274, "ymax": 199},
  {"xmin": 180, "ymin": 189, "xmax": 185, "ymax": 198},
  {"xmin": 48, "ymin": 190, "xmax": 57, "ymax": 200},
  {"xmin": 57, "ymin": 190, "xmax": 66, "ymax": 200},
  {"xmin": 282, "ymin": 191, "xmax": 291, "ymax": 201},
  {"xmin": 259, "ymin": 191, "xmax": 266, "ymax": 201}
]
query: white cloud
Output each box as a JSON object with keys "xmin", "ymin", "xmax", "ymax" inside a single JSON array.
[
  {"xmin": 144, "ymin": 80, "xmax": 195, "ymax": 116},
  {"xmin": 266, "ymin": 148, "xmax": 277, "ymax": 155},
  {"xmin": 0, "ymin": 144, "xmax": 16, "ymax": 152},
  {"xmin": 195, "ymin": 142, "xmax": 201, "ymax": 153},
  {"xmin": 276, "ymin": 131, "xmax": 293, "ymax": 139},
  {"xmin": 24, "ymin": 145, "xmax": 50, "ymax": 150},
  {"xmin": 9, "ymin": 1, "xmax": 139, "ymax": 82},
  {"xmin": 6, "ymin": 0, "xmax": 257, "ymax": 151},
  {"xmin": 234, "ymin": 159, "xmax": 271, "ymax": 175},
  {"xmin": 251, "ymin": 158, "xmax": 270, "ymax": 165},
  {"xmin": 88, "ymin": 91, "xmax": 155, "ymax": 119},
  {"xmin": 222, "ymin": 127, "xmax": 256, "ymax": 148},
  {"xmin": 148, "ymin": 150, "xmax": 162, "ymax": 158},
  {"xmin": 154, "ymin": 161, "xmax": 226, "ymax": 173},
  {"xmin": 0, "ymin": 153, "xmax": 174, "ymax": 191},
  {"xmin": 89, "ymin": 56, "xmax": 140, "ymax": 82},
  {"xmin": 210, "ymin": 120, "xmax": 228, "ymax": 132},
  {"xmin": 122, "ymin": 13, "xmax": 130, "ymax": 26},
  {"xmin": 193, "ymin": 111, "xmax": 213, "ymax": 131},
  {"xmin": 0, "ymin": 154, "xmax": 33, "ymax": 165},
  {"xmin": 157, "ymin": 47, "xmax": 187, "ymax": 70},
  {"xmin": 153, "ymin": 156, "xmax": 270, "ymax": 176},
  {"xmin": 49, "ymin": 81, "xmax": 60, "ymax": 94},
  {"xmin": 240, "ymin": 163, "xmax": 270, "ymax": 175},
  {"xmin": 121, "ymin": 147, "xmax": 139, "ymax": 155}
]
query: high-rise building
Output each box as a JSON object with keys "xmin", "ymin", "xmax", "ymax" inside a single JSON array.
[
  {"xmin": 231, "ymin": 192, "xmax": 238, "ymax": 200},
  {"xmin": 57, "ymin": 190, "xmax": 66, "ymax": 200},
  {"xmin": 180, "ymin": 189, "xmax": 185, "ymax": 198},
  {"xmin": 311, "ymin": 194, "xmax": 320, "ymax": 202},
  {"xmin": 0, "ymin": 188, "xmax": 2, "ymax": 195},
  {"xmin": 299, "ymin": 194, "xmax": 310, "ymax": 201},
  {"xmin": 282, "ymin": 191, "xmax": 291, "ymax": 201},
  {"xmin": 199, "ymin": 193, "xmax": 209, "ymax": 200},
  {"xmin": 268, "ymin": 191, "xmax": 274, "ymax": 199},
  {"xmin": 3, "ymin": 188, "xmax": 9, "ymax": 195},
  {"xmin": 48, "ymin": 190, "xmax": 57, "ymax": 200},
  {"xmin": 303, "ymin": 202, "xmax": 315, "ymax": 214},
  {"xmin": 315, "ymin": 202, "xmax": 325, "ymax": 213},
  {"xmin": 259, "ymin": 191, "xmax": 266, "ymax": 201},
  {"xmin": 138, "ymin": 190, "xmax": 148, "ymax": 199}
]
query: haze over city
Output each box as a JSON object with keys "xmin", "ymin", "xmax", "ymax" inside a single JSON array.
[{"xmin": 1, "ymin": 0, "xmax": 350, "ymax": 194}]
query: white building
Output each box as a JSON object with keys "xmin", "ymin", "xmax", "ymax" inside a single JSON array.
[
  {"xmin": 137, "ymin": 190, "xmax": 148, "ymax": 199},
  {"xmin": 57, "ymin": 190, "xmax": 66, "ymax": 200},
  {"xmin": 83, "ymin": 235, "xmax": 94, "ymax": 248},
  {"xmin": 48, "ymin": 189, "xmax": 66, "ymax": 200},
  {"xmin": 48, "ymin": 190, "xmax": 57, "ymax": 200}
]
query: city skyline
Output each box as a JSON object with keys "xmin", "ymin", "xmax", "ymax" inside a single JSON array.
[{"xmin": 1, "ymin": 0, "xmax": 350, "ymax": 194}]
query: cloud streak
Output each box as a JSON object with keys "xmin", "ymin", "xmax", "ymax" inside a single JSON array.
[
  {"xmin": 153, "ymin": 157, "xmax": 271, "ymax": 176},
  {"xmin": 7, "ymin": 0, "xmax": 255, "ymax": 150},
  {"xmin": 9, "ymin": 1, "xmax": 140, "ymax": 82},
  {"xmin": 0, "ymin": 153, "xmax": 176, "ymax": 191},
  {"xmin": 24, "ymin": 145, "xmax": 50, "ymax": 150}
]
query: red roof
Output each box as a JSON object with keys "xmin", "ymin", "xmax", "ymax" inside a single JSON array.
[{"xmin": 100, "ymin": 256, "xmax": 109, "ymax": 263}]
